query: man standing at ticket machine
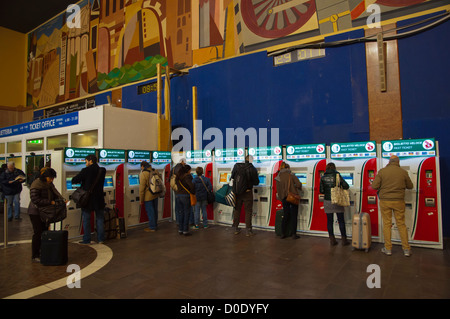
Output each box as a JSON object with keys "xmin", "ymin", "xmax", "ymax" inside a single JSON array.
[
  {"xmin": 72, "ymin": 155, "xmax": 106, "ymax": 244},
  {"xmin": 372, "ymin": 155, "xmax": 413, "ymax": 257},
  {"xmin": 231, "ymin": 155, "xmax": 259, "ymax": 236}
]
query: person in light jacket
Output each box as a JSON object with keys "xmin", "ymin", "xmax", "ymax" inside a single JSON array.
[
  {"xmin": 275, "ymin": 162, "xmax": 302, "ymax": 239},
  {"xmin": 139, "ymin": 161, "xmax": 161, "ymax": 232},
  {"xmin": 372, "ymin": 155, "xmax": 413, "ymax": 257}
]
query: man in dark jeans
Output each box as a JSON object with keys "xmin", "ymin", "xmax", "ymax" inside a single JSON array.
[
  {"xmin": 0, "ymin": 162, "xmax": 26, "ymax": 221},
  {"xmin": 72, "ymin": 155, "xmax": 106, "ymax": 244},
  {"xmin": 231, "ymin": 155, "xmax": 259, "ymax": 236}
]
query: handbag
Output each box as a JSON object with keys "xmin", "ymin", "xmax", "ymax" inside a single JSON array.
[
  {"xmin": 215, "ymin": 184, "xmax": 233, "ymax": 206},
  {"xmin": 39, "ymin": 199, "xmax": 67, "ymax": 224},
  {"xmin": 286, "ymin": 174, "xmax": 300, "ymax": 206},
  {"xmin": 331, "ymin": 173, "xmax": 350, "ymax": 207},
  {"xmin": 72, "ymin": 168, "xmax": 103, "ymax": 208},
  {"xmin": 180, "ymin": 179, "xmax": 197, "ymax": 206},
  {"xmin": 200, "ymin": 176, "xmax": 215, "ymax": 204}
]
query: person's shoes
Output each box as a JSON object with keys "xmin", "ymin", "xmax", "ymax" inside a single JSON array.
[
  {"xmin": 15, "ymin": 217, "xmax": 22, "ymax": 221},
  {"xmin": 280, "ymin": 235, "xmax": 286, "ymax": 239},
  {"xmin": 381, "ymin": 247, "xmax": 392, "ymax": 256},
  {"xmin": 403, "ymin": 249, "xmax": 412, "ymax": 257},
  {"xmin": 31, "ymin": 257, "xmax": 40, "ymax": 263},
  {"xmin": 329, "ymin": 236, "xmax": 338, "ymax": 246},
  {"xmin": 144, "ymin": 228, "xmax": 156, "ymax": 232},
  {"xmin": 8, "ymin": 218, "xmax": 12, "ymax": 222},
  {"xmin": 183, "ymin": 232, "xmax": 192, "ymax": 236},
  {"xmin": 292, "ymin": 234, "xmax": 300, "ymax": 240},
  {"xmin": 341, "ymin": 236, "xmax": 350, "ymax": 246},
  {"xmin": 78, "ymin": 241, "xmax": 91, "ymax": 245},
  {"xmin": 246, "ymin": 229, "xmax": 255, "ymax": 237},
  {"xmin": 178, "ymin": 231, "xmax": 183, "ymax": 235},
  {"xmin": 203, "ymin": 225, "xmax": 209, "ymax": 229},
  {"xmin": 194, "ymin": 225, "xmax": 199, "ymax": 230},
  {"xmin": 234, "ymin": 228, "xmax": 241, "ymax": 235}
]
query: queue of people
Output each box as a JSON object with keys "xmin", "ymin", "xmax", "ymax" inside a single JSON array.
[{"xmin": 0, "ymin": 152, "xmax": 415, "ymax": 263}]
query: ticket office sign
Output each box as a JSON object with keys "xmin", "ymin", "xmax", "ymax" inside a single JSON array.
[
  {"xmin": 286, "ymin": 144, "xmax": 326, "ymax": 162},
  {"xmin": 381, "ymin": 138, "xmax": 436, "ymax": 158},
  {"xmin": 330, "ymin": 141, "xmax": 377, "ymax": 160}
]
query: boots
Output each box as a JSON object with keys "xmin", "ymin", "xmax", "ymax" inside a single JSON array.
[
  {"xmin": 329, "ymin": 235, "xmax": 338, "ymax": 246},
  {"xmin": 341, "ymin": 236, "xmax": 350, "ymax": 246}
]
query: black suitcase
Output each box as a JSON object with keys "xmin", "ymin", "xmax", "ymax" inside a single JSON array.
[{"xmin": 40, "ymin": 230, "xmax": 68, "ymax": 266}]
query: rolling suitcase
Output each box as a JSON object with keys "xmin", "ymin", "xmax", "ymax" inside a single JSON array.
[
  {"xmin": 41, "ymin": 227, "xmax": 68, "ymax": 266},
  {"xmin": 352, "ymin": 212, "xmax": 371, "ymax": 252},
  {"xmin": 275, "ymin": 209, "xmax": 294, "ymax": 237}
]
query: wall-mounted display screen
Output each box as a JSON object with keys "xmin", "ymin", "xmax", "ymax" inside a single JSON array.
[
  {"xmin": 104, "ymin": 175, "xmax": 114, "ymax": 188},
  {"xmin": 66, "ymin": 178, "xmax": 81, "ymax": 191},
  {"xmin": 258, "ymin": 175, "xmax": 266, "ymax": 185},
  {"xmin": 219, "ymin": 172, "xmax": 230, "ymax": 184},
  {"xmin": 295, "ymin": 173, "xmax": 307, "ymax": 185},
  {"xmin": 128, "ymin": 174, "xmax": 139, "ymax": 186},
  {"xmin": 340, "ymin": 173, "xmax": 354, "ymax": 187}
]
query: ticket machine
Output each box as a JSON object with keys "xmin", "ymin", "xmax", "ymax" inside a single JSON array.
[
  {"xmin": 186, "ymin": 149, "xmax": 214, "ymax": 223},
  {"xmin": 213, "ymin": 148, "xmax": 245, "ymax": 225},
  {"xmin": 151, "ymin": 151, "xmax": 172, "ymax": 221},
  {"xmin": 247, "ymin": 146, "xmax": 283, "ymax": 229},
  {"xmin": 277, "ymin": 144, "xmax": 327, "ymax": 235},
  {"xmin": 329, "ymin": 141, "xmax": 379, "ymax": 240},
  {"xmin": 98, "ymin": 148, "xmax": 126, "ymax": 215},
  {"xmin": 123, "ymin": 150, "xmax": 151, "ymax": 227},
  {"xmin": 380, "ymin": 138, "xmax": 442, "ymax": 249},
  {"xmin": 51, "ymin": 147, "xmax": 96, "ymax": 238}
]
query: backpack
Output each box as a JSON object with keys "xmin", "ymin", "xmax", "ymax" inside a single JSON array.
[
  {"xmin": 169, "ymin": 173, "xmax": 178, "ymax": 191},
  {"xmin": 148, "ymin": 170, "xmax": 164, "ymax": 194},
  {"xmin": 233, "ymin": 163, "xmax": 251, "ymax": 196}
]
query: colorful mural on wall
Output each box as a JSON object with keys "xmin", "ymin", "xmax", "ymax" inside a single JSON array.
[{"xmin": 26, "ymin": 0, "xmax": 435, "ymax": 108}]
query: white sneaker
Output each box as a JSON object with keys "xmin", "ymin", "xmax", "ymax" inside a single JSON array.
[
  {"xmin": 381, "ymin": 247, "xmax": 392, "ymax": 256},
  {"xmin": 403, "ymin": 249, "xmax": 411, "ymax": 257}
]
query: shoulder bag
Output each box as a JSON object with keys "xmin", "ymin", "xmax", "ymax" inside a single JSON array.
[
  {"xmin": 330, "ymin": 173, "xmax": 350, "ymax": 207},
  {"xmin": 179, "ymin": 177, "xmax": 197, "ymax": 206},
  {"xmin": 72, "ymin": 168, "xmax": 103, "ymax": 208},
  {"xmin": 285, "ymin": 174, "xmax": 301, "ymax": 206},
  {"xmin": 200, "ymin": 176, "xmax": 215, "ymax": 204}
]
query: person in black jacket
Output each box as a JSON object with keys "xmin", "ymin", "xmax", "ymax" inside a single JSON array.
[
  {"xmin": 319, "ymin": 162, "xmax": 350, "ymax": 246},
  {"xmin": 72, "ymin": 155, "xmax": 106, "ymax": 244},
  {"xmin": 0, "ymin": 162, "xmax": 26, "ymax": 221},
  {"xmin": 231, "ymin": 155, "xmax": 259, "ymax": 236},
  {"xmin": 175, "ymin": 165, "xmax": 195, "ymax": 236},
  {"xmin": 28, "ymin": 168, "xmax": 65, "ymax": 262}
]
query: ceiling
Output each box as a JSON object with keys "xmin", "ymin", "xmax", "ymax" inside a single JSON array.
[{"xmin": 0, "ymin": 0, "xmax": 76, "ymax": 34}]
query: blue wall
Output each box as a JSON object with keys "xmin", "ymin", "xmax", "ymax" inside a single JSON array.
[
  {"xmin": 397, "ymin": 13, "xmax": 450, "ymax": 237},
  {"xmin": 170, "ymin": 30, "xmax": 369, "ymax": 147}
]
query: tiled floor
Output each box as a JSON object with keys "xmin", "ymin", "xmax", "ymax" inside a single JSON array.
[{"xmin": 1, "ymin": 211, "xmax": 450, "ymax": 299}]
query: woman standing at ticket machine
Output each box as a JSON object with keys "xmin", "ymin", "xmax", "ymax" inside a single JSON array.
[
  {"xmin": 276, "ymin": 162, "xmax": 302, "ymax": 239},
  {"xmin": 320, "ymin": 163, "xmax": 350, "ymax": 246}
]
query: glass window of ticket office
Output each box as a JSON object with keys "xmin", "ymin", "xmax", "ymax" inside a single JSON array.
[
  {"xmin": 7, "ymin": 141, "xmax": 21, "ymax": 153},
  {"xmin": 7, "ymin": 157, "xmax": 23, "ymax": 170},
  {"xmin": 26, "ymin": 154, "xmax": 45, "ymax": 185},
  {"xmin": 71, "ymin": 130, "xmax": 98, "ymax": 148},
  {"xmin": 0, "ymin": 142, "xmax": 5, "ymax": 155},
  {"xmin": 26, "ymin": 137, "xmax": 44, "ymax": 152},
  {"xmin": 47, "ymin": 134, "xmax": 68, "ymax": 150}
]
